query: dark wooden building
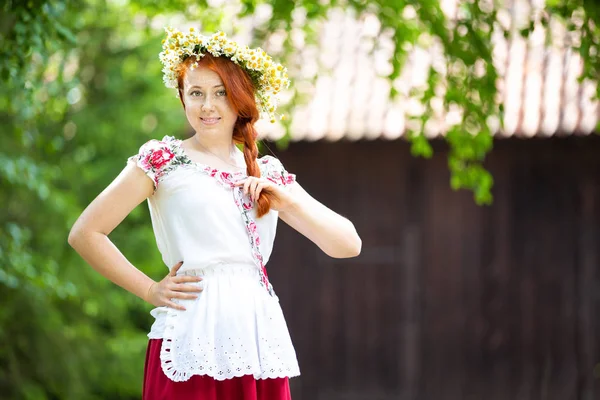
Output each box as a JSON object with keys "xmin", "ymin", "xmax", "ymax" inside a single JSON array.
[
  {"xmin": 268, "ymin": 136, "xmax": 600, "ymax": 400},
  {"xmin": 251, "ymin": 3, "xmax": 600, "ymax": 398}
]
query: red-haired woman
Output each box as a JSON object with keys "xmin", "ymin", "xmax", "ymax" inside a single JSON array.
[{"xmin": 68, "ymin": 30, "xmax": 361, "ymax": 400}]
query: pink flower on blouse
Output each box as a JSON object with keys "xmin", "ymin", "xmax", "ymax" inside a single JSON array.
[
  {"xmin": 249, "ymin": 222, "xmax": 261, "ymax": 245},
  {"xmin": 145, "ymin": 147, "xmax": 175, "ymax": 170},
  {"xmin": 220, "ymin": 171, "xmax": 233, "ymax": 185},
  {"xmin": 248, "ymin": 222, "xmax": 257, "ymax": 234},
  {"xmin": 284, "ymin": 174, "xmax": 295, "ymax": 185},
  {"xmin": 242, "ymin": 200, "xmax": 253, "ymax": 210}
]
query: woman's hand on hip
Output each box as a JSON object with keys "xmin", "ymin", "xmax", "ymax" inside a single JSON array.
[{"xmin": 145, "ymin": 261, "xmax": 202, "ymax": 310}]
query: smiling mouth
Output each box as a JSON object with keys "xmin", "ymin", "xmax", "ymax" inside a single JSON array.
[{"xmin": 201, "ymin": 117, "xmax": 221, "ymax": 125}]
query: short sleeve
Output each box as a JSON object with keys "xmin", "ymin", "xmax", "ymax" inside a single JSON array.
[
  {"xmin": 259, "ymin": 155, "xmax": 297, "ymax": 187},
  {"xmin": 127, "ymin": 138, "xmax": 177, "ymax": 190}
]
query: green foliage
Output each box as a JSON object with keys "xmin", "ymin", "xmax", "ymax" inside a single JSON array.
[
  {"xmin": 0, "ymin": 1, "xmax": 192, "ymax": 398},
  {"xmin": 545, "ymin": 2, "xmax": 600, "ymax": 120},
  {"xmin": 246, "ymin": 0, "xmax": 599, "ymax": 205},
  {"xmin": 1, "ymin": 0, "xmax": 598, "ymax": 398}
]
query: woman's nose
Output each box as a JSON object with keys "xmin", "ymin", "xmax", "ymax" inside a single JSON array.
[{"xmin": 201, "ymin": 97, "xmax": 214, "ymax": 111}]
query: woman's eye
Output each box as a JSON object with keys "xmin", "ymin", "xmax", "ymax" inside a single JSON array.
[
  {"xmin": 217, "ymin": 90, "xmax": 226, "ymax": 96},
  {"xmin": 191, "ymin": 91, "xmax": 202, "ymax": 96}
]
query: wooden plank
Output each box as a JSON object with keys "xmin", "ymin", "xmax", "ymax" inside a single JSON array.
[
  {"xmin": 266, "ymin": 136, "xmax": 600, "ymax": 400},
  {"xmin": 480, "ymin": 147, "xmax": 514, "ymax": 400},
  {"xmin": 421, "ymin": 148, "xmax": 466, "ymax": 399},
  {"xmin": 577, "ymin": 174, "xmax": 598, "ymax": 400},
  {"xmin": 399, "ymin": 156, "xmax": 425, "ymax": 400}
]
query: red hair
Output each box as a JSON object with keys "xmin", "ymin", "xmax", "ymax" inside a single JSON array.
[{"xmin": 176, "ymin": 54, "xmax": 278, "ymax": 218}]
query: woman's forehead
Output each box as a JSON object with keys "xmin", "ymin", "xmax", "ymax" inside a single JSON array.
[{"xmin": 184, "ymin": 66, "xmax": 223, "ymax": 88}]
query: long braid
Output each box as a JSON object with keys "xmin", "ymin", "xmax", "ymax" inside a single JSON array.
[
  {"xmin": 240, "ymin": 122, "xmax": 259, "ymax": 177},
  {"xmin": 234, "ymin": 120, "xmax": 278, "ymax": 218}
]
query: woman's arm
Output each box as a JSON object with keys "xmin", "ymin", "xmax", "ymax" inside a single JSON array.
[
  {"xmin": 68, "ymin": 162, "xmax": 202, "ymax": 309},
  {"xmin": 68, "ymin": 163, "xmax": 158, "ymax": 301},
  {"xmin": 278, "ymin": 183, "xmax": 362, "ymax": 259}
]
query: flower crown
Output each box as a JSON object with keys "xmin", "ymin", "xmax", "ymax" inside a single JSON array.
[{"xmin": 159, "ymin": 27, "xmax": 290, "ymax": 123}]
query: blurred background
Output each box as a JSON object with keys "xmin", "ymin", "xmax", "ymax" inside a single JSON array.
[{"xmin": 1, "ymin": 0, "xmax": 599, "ymax": 399}]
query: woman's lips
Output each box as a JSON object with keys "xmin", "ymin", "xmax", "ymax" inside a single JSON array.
[{"xmin": 201, "ymin": 117, "xmax": 221, "ymax": 125}]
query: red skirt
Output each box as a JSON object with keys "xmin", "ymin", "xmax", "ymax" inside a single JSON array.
[{"xmin": 143, "ymin": 339, "xmax": 292, "ymax": 400}]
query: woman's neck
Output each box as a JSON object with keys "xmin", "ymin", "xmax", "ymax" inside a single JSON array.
[
  {"xmin": 192, "ymin": 133, "xmax": 237, "ymax": 160},
  {"xmin": 191, "ymin": 134, "xmax": 245, "ymax": 168}
]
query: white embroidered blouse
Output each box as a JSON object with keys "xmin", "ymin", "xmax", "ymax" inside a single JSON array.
[{"xmin": 127, "ymin": 134, "xmax": 300, "ymax": 382}]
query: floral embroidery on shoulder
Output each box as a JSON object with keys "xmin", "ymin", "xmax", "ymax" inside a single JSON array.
[
  {"xmin": 128, "ymin": 135, "xmax": 191, "ymax": 189},
  {"xmin": 259, "ymin": 155, "xmax": 296, "ymax": 187}
]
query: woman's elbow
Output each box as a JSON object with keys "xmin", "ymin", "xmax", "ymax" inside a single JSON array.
[
  {"xmin": 327, "ymin": 233, "xmax": 362, "ymax": 259},
  {"xmin": 353, "ymin": 236, "xmax": 362, "ymax": 257},
  {"xmin": 346, "ymin": 235, "xmax": 362, "ymax": 257},
  {"xmin": 340, "ymin": 224, "xmax": 362, "ymax": 258},
  {"xmin": 345, "ymin": 222, "xmax": 362, "ymax": 257},
  {"xmin": 68, "ymin": 220, "xmax": 89, "ymax": 249},
  {"xmin": 67, "ymin": 226, "xmax": 81, "ymax": 248}
]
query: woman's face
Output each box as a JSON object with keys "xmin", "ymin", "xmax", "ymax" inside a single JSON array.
[{"xmin": 181, "ymin": 65, "xmax": 237, "ymax": 138}]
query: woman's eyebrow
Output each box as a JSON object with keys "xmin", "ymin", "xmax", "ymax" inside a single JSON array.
[{"xmin": 188, "ymin": 84, "xmax": 224, "ymax": 89}]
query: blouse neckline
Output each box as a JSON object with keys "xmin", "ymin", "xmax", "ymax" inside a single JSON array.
[{"xmin": 168, "ymin": 135, "xmax": 248, "ymax": 176}]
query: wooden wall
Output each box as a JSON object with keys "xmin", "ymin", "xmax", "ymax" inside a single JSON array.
[{"xmin": 266, "ymin": 136, "xmax": 600, "ymax": 400}]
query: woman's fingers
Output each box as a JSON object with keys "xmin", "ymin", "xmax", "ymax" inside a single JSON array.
[
  {"xmin": 249, "ymin": 180, "xmax": 259, "ymax": 200},
  {"xmin": 250, "ymin": 181, "xmax": 259, "ymax": 200},
  {"xmin": 237, "ymin": 178, "xmax": 258, "ymax": 195},
  {"xmin": 169, "ymin": 290, "xmax": 199, "ymax": 300},
  {"xmin": 244, "ymin": 179, "xmax": 253, "ymax": 197},
  {"xmin": 248, "ymin": 178, "xmax": 265, "ymax": 201},
  {"xmin": 242, "ymin": 178, "xmax": 250, "ymax": 196},
  {"xmin": 161, "ymin": 288, "xmax": 198, "ymax": 310},
  {"xmin": 164, "ymin": 300, "xmax": 186, "ymax": 311},
  {"xmin": 172, "ymin": 275, "xmax": 202, "ymax": 284},
  {"xmin": 170, "ymin": 277, "xmax": 202, "ymax": 292},
  {"xmin": 160, "ymin": 290, "xmax": 197, "ymax": 310},
  {"xmin": 172, "ymin": 283, "xmax": 203, "ymax": 292},
  {"xmin": 234, "ymin": 177, "xmax": 276, "ymax": 201},
  {"xmin": 169, "ymin": 261, "xmax": 184, "ymax": 276},
  {"xmin": 254, "ymin": 182, "xmax": 265, "ymax": 200},
  {"xmin": 167, "ymin": 281, "xmax": 203, "ymax": 293}
]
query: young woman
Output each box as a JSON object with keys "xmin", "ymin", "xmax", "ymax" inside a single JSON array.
[{"xmin": 68, "ymin": 28, "xmax": 361, "ymax": 400}]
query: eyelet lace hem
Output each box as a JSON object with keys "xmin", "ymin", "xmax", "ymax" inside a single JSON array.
[{"xmin": 158, "ymin": 266, "xmax": 300, "ymax": 382}]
